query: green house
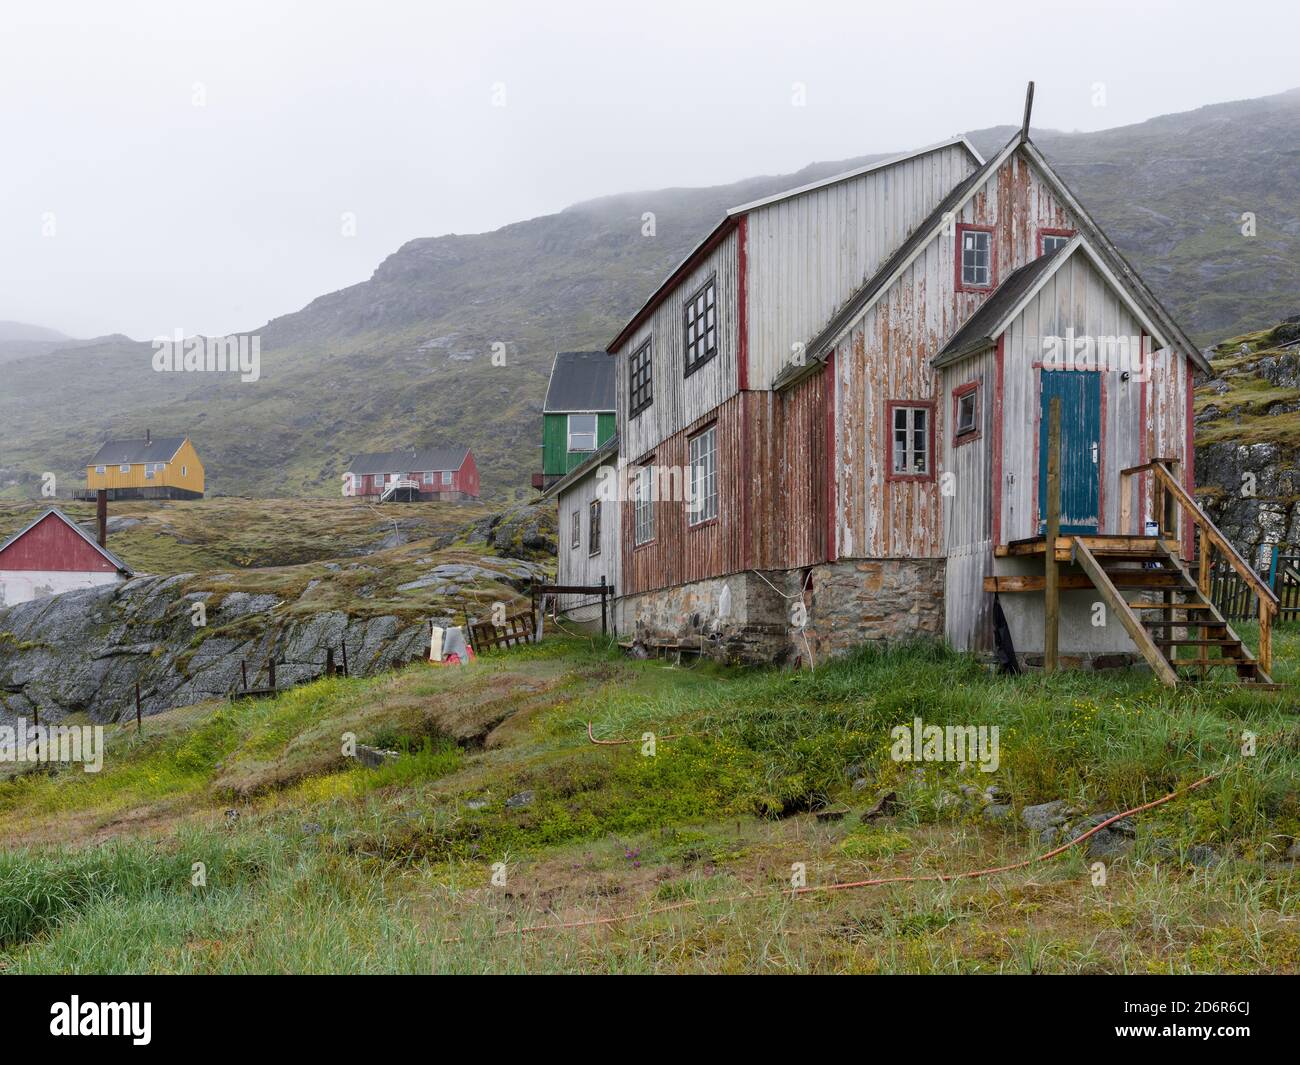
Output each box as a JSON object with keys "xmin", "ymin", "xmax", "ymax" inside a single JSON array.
[{"xmin": 537, "ymin": 350, "xmax": 615, "ymax": 489}]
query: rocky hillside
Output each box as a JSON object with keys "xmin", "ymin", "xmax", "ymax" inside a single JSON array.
[
  {"xmin": 1195, "ymin": 316, "xmax": 1300, "ymax": 558},
  {"xmin": 0, "ymin": 501, "xmax": 557, "ymax": 725},
  {"xmin": 2, "ymin": 90, "xmax": 1298, "ymax": 502}
]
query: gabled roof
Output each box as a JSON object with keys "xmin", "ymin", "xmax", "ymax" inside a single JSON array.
[
  {"xmin": 778, "ymin": 133, "xmax": 1210, "ymax": 389},
  {"xmin": 0, "ymin": 508, "xmax": 133, "ymax": 575},
  {"xmin": 540, "ymin": 435, "xmax": 619, "ymax": 500},
  {"xmin": 932, "ymin": 235, "xmax": 1170, "ymax": 369},
  {"xmin": 726, "ymin": 135, "xmax": 985, "ymax": 215},
  {"xmin": 607, "ymin": 136, "xmax": 985, "ymax": 354},
  {"xmin": 88, "ymin": 436, "xmax": 187, "ymax": 466},
  {"xmin": 347, "ymin": 446, "xmax": 470, "ymax": 475},
  {"xmin": 545, "ymin": 351, "xmax": 615, "ymax": 412}
]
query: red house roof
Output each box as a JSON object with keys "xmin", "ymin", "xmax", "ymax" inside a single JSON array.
[{"xmin": 0, "ymin": 509, "xmax": 133, "ymax": 575}]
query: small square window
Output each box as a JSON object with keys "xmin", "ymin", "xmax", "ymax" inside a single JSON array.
[
  {"xmin": 568, "ymin": 413, "xmax": 598, "ymax": 452},
  {"xmin": 958, "ymin": 226, "xmax": 994, "ymax": 289},
  {"xmin": 120, "ymin": 464, "xmax": 131, "ymax": 473},
  {"xmin": 96, "ymin": 465, "xmax": 106, "ymax": 474},
  {"xmin": 954, "ymin": 385, "xmax": 979, "ymax": 441},
  {"xmin": 889, "ymin": 404, "xmax": 932, "ymax": 478},
  {"xmin": 1039, "ymin": 229, "xmax": 1074, "ymax": 257}
]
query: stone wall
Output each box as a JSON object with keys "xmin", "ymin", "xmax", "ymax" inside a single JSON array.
[{"xmin": 621, "ymin": 557, "xmax": 947, "ymax": 666}]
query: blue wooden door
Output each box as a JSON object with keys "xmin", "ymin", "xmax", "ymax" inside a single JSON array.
[{"xmin": 1038, "ymin": 370, "xmax": 1101, "ymax": 534}]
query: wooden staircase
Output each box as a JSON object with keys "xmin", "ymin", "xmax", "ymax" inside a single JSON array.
[{"xmin": 1071, "ymin": 537, "xmax": 1276, "ymax": 689}]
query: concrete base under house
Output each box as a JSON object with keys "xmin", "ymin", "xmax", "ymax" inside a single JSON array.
[
  {"xmin": 621, "ymin": 558, "xmax": 946, "ymax": 666},
  {"xmin": 73, "ymin": 486, "xmax": 203, "ymax": 501}
]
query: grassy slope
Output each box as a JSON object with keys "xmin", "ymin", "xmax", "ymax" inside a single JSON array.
[
  {"xmin": 2, "ymin": 635, "xmax": 1297, "ymax": 974},
  {"xmin": 1195, "ymin": 323, "xmax": 1300, "ymax": 449}
]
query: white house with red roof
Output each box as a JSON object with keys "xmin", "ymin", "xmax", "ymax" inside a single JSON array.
[{"xmin": 0, "ymin": 508, "xmax": 134, "ymax": 607}]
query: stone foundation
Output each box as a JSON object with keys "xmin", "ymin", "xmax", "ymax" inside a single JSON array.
[{"xmin": 622, "ymin": 557, "xmax": 947, "ymax": 666}]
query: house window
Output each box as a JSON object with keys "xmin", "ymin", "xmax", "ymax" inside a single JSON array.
[
  {"xmin": 1039, "ymin": 228, "xmax": 1074, "ymax": 256},
  {"xmin": 119, "ymin": 464, "xmax": 131, "ymax": 473},
  {"xmin": 954, "ymin": 383, "xmax": 979, "ymax": 443},
  {"xmin": 957, "ymin": 225, "xmax": 994, "ymax": 290},
  {"xmin": 571, "ymin": 510, "xmax": 581, "ymax": 550},
  {"xmin": 588, "ymin": 500, "xmax": 601, "ymax": 556},
  {"xmin": 181, "ymin": 465, "xmax": 188, "ymax": 477},
  {"xmin": 687, "ymin": 425, "xmax": 718, "ymax": 525},
  {"xmin": 629, "ymin": 339, "xmax": 652, "ymax": 417},
  {"xmin": 96, "ymin": 465, "xmax": 106, "ymax": 474},
  {"xmin": 424, "ymin": 472, "xmax": 434, "ymax": 485},
  {"xmin": 633, "ymin": 463, "xmax": 656, "ymax": 546},
  {"xmin": 568, "ymin": 414, "xmax": 598, "ymax": 452},
  {"xmin": 442, "ymin": 471, "xmax": 452, "ymax": 485},
  {"xmin": 889, "ymin": 403, "xmax": 933, "ymax": 479},
  {"xmin": 683, "ymin": 277, "xmax": 717, "ymax": 376}
]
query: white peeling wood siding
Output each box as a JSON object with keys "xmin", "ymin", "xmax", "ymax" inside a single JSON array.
[
  {"xmin": 997, "ymin": 249, "xmax": 1188, "ymax": 544},
  {"xmin": 614, "ymin": 228, "xmax": 739, "ymax": 460},
  {"xmin": 830, "ymin": 149, "xmax": 1074, "ymax": 561},
  {"xmin": 556, "ymin": 462, "xmax": 621, "ymax": 620},
  {"xmin": 747, "ymin": 143, "xmax": 978, "ymax": 390}
]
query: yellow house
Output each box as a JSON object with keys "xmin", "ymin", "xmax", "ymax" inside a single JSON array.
[{"xmin": 85, "ymin": 432, "xmax": 205, "ymax": 499}]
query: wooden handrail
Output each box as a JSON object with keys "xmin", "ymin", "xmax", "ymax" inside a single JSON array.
[{"xmin": 1119, "ymin": 459, "xmax": 1275, "ymax": 678}]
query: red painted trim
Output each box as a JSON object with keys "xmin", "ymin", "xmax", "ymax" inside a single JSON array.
[
  {"xmin": 884, "ymin": 399, "xmax": 937, "ymax": 483},
  {"xmin": 736, "ymin": 214, "xmax": 748, "ymax": 391},
  {"xmin": 954, "ymin": 222, "xmax": 997, "ymax": 294},
  {"xmin": 824, "ymin": 351, "xmax": 837, "ymax": 562},
  {"xmin": 1185, "ymin": 354, "xmax": 1196, "ymax": 559},
  {"xmin": 992, "ymin": 337, "xmax": 1005, "ymax": 546},
  {"xmin": 608, "ymin": 216, "xmax": 739, "ymax": 353},
  {"xmin": 1036, "ymin": 226, "xmax": 1075, "ymax": 257},
  {"xmin": 951, "ymin": 379, "xmax": 981, "ymax": 446}
]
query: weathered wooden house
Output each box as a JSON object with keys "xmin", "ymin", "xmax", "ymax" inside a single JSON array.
[
  {"xmin": 557, "ymin": 92, "xmax": 1277, "ymax": 686},
  {"xmin": 535, "ymin": 351, "xmax": 616, "ymax": 490},
  {"xmin": 0, "ymin": 508, "xmax": 133, "ymax": 607},
  {"xmin": 344, "ymin": 446, "xmax": 480, "ymax": 502},
  {"xmin": 542, "ymin": 435, "xmax": 620, "ymax": 618},
  {"xmin": 84, "ymin": 432, "xmax": 204, "ymax": 500}
]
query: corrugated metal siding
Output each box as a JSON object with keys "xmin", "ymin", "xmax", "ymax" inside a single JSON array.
[
  {"xmin": 614, "ymin": 229, "xmax": 740, "ymax": 461},
  {"xmin": 556, "ymin": 461, "xmax": 621, "ymax": 613},
  {"xmin": 747, "ymin": 144, "xmax": 978, "ymax": 390}
]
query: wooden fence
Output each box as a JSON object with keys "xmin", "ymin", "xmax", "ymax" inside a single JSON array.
[{"xmin": 1209, "ymin": 547, "xmax": 1300, "ymax": 622}]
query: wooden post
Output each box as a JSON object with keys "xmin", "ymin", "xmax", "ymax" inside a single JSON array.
[
  {"xmin": 1044, "ymin": 397, "xmax": 1061, "ymax": 675},
  {"xmin": 341, "ymin": 640, "xmax": 349, "ymax": 676},
  {"xmin": 268, "ymin": 659, "xmax": 276, "ymax": 691},
  {"xmin": 241, "ymin": 659, "xmax": 248, "ymax": 691},
  {"xmin": 135, "ymin": 681, "xmax": 142, "ymax": 733},
  {"xmin": 326, "ymin": 647, "xmax": 335, "ymax": 676},
  {"xmin": 1260, "ymin": 602, "xmax": 1273, "ymax": 676},
  {"xmin": 600, "ymin": 575, "xmax": 608, "ymax": 638},
  {"xmin": 1119, "ymin": 470, "xmax": 1132, "ymax": 536}
]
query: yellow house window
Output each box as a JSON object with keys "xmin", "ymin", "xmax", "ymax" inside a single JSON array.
[
  {"xmin": 182, "ymin": 465, "xmax": 188, "ymax": 477},
  {"xmin": 119, "ymin": 464, "xmax": 130, "ymax": 473},
  {"xmin": 96, "ymin": 465, "xmax": 106, "ymax": 474}
]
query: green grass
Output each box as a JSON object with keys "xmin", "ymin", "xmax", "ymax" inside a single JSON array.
[{"xmin": 2, "ymin": 632, "xmax": 1298, "ymax": 973}]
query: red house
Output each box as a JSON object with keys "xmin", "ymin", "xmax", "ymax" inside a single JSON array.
[
  {"xmin": 343, "ymin": 446, "xmax": 480, "ymax": 502},
  {"xmin": 0, "ymin": 508, "xmax": 133, "ymax": 607}
]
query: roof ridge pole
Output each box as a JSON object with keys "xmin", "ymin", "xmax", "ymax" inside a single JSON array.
[{"xmin": 1021, "ymin": 81, "xmax": 1035, "ymax": 143}]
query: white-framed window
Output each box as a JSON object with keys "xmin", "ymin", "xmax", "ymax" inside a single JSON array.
[
  {"xmin": 145, "ymin": 467, "xmax": 155, "ymax": 479},
  {"xmin": 960, "ymin": 227, "xmax": 993, "ymax": 288},
  {"xmin": 954, "ymin": 386, "xmax": 978, "ymax": 439},
  {"xmin": 1041, "ymin": 233, "xmax": 1071, "ymax": 255},
  {"xmin": 684, "ymin": 278, "xmax": 717, "ymax": 375},
  {"xmin": 571, "ymin": 509, "xmax": 581, "ymax": 550},
  {"xmin": 568, "ymin": 414, "xmax": 598, "ymax": 452},
  {"xmin": 633, "ymin": 463, "xmax": 656, "ymax": 546},
  {"xmin": 119, "ymin": 463, "xmax": 131, "ymax": 473},
  {"xmin": 441, "ymin": 470, "xmax": 452, "ymax": 485},
  {"xmin": 95, "ymin": 465, "xmax": 106, "ymax": 474},
  {"xmin": 890, "ymin": 404, "xmax": 931, "ymax": 478},
  {"xmin": 687, "ymin": 425, "xmax": 718, "ymax": 525},
  {"xmin": 424, "ymin": 471, "xmax": 433, "ymax": 485},
  {"xmin": 588, "ymin": 500, "xmax": 601, "ymax": 556},
  {"xmin": 181, "ymin": 465, "xmax": 188, "ymax": 477}
]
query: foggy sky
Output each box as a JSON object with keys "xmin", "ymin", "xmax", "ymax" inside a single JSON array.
[{"xmin": 2, "ymin": 0, "xmax": 1296, "ymax": 341}]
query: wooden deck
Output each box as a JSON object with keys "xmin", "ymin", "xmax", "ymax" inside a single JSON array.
[{"xmin": 994, "ymin": 534, "xmax": 1181, "ymax": 564}]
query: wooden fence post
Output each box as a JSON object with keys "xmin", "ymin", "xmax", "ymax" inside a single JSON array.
[
  {"xmin": 135, "ymin": 681, "xmax": 142, "ymax": 733},
  {"xmin": 600, "ymin": 575, "xmax": 608, "ymax": 637},
  {"xmin": 341, "ymin": 641, "xmax": 349, "ymax": 676},
  {"xmin": 268, "ymin": 659, "xmax": 276, "ymax": 691},
  {"xmin": 1044, "ymin": 397, "xmax": 1061, "ymax": 675},
  {"xmin": 241, "ymin": 659, "xmax": 248, "ymax": 691}
]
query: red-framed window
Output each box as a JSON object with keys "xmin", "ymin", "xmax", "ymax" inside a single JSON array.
[
  {"xmin": 886, "ymin": 400, "xmax": 935, "ymax": 482},
  {"xmin": 952, "ymin": 381, "xmax": 980, "ymax": 445},
  {"xmin": 1037, "ymin": 227, "xmax": 1075, "ymax": 258},
  {"xmin": 955, "ymin": 223, "xmax": 996, "ymax": 292}
]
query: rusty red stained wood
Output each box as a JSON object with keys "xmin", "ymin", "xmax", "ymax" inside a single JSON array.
[{"xmin": 0, "ymin": 512, "xmax": 118, "ymax": 572}]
